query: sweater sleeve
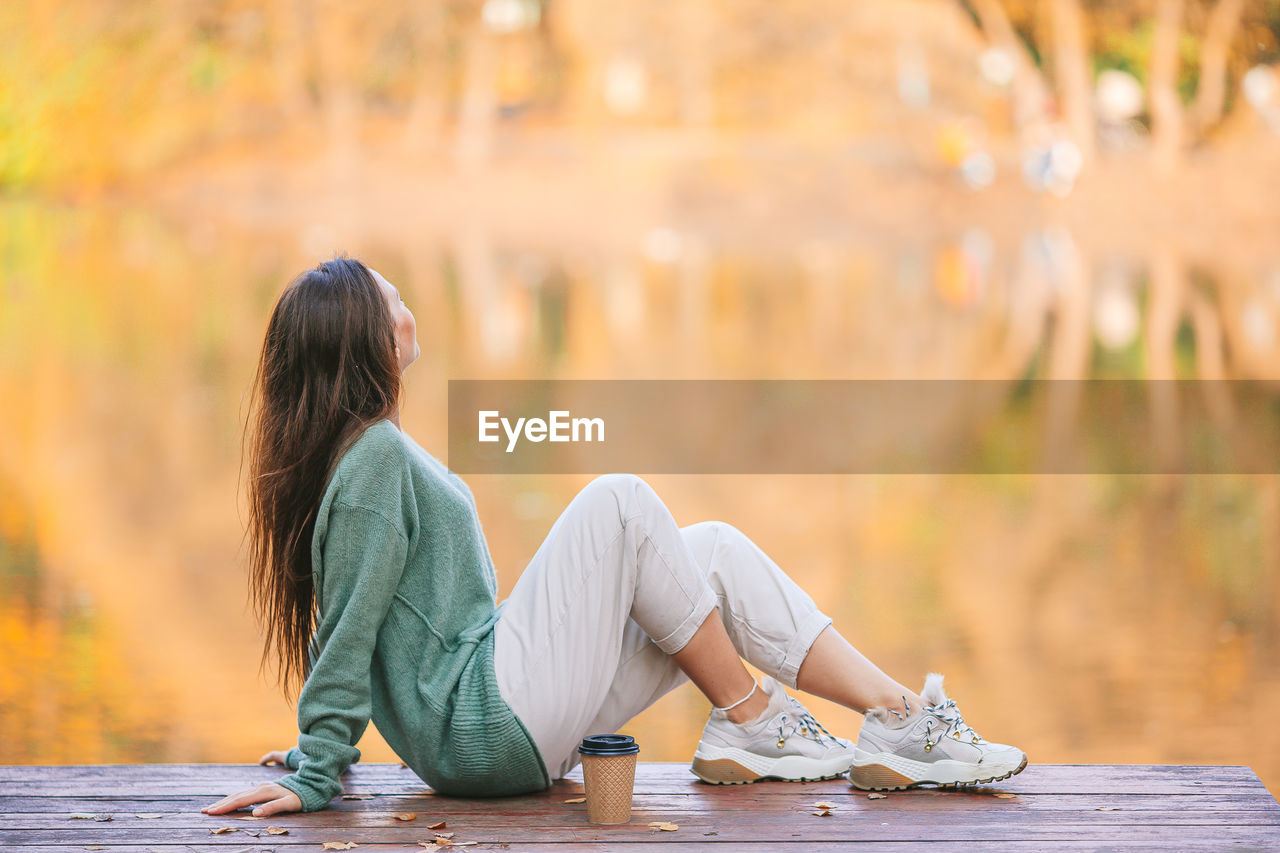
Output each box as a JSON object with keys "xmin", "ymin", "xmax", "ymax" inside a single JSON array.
[{"xmin": 275, "ymin": 503, "xmax": 409, "ymax": 812}]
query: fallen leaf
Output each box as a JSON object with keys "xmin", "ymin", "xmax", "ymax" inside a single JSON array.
[
  {"xmin": 814, "ymin": 801, "xmax": 838, "ymax": 809},
  {"xmin": 648, "ymin": 821, "xmax": 679, "ymax": 831},
  {"xmin": 395, "ymin": 813, "xmax": 418, "ymax": 821},
  {"xmin": 563, "ymin": 797, "xmax": 585, "ymax": 804},
  {"xmin": 267, "ymin": 825, "xmax": 290, "ymax": 834},
  {"xmin": 322, "ymin": 844, "xmax": 360, "ymax": 851},
  {"xmin": 994, "ymin": 793, "xmax": 1017, "ymax": 799},
  {"xmin": 434, "ymin": 831, "xmax": 455, "ymax": 839},
  {"xmin": 341, "ymin": 794, "xmax": 374, "ymax": 800},
  {"xmin": 83, "ymin": 847, "xmax": 107, "ymax": 851},
  {"xmin": 812, "ymin": 809, "xmax": 833, "ymax": 816},
  {"xmin": 427, "ymin": 820, "xmax": 447, "ymax": 829},
  {"xmin": 1096, "ymin": 806, "xmax": 1122, "ymax": 812},
  {"xmin": 209, "ymin": 826, "xmax": 237, "ymax": 835},
  {"xmin": 134, "ymin": 813, "xmax": 164, "ymax": 819},
  {"xmin": 69, "ymin": 813, "xmax": 99, "ymax": 819},
  {"xmin": 866, "ymin": 793, "xmax": 887, "ymax": 800}
]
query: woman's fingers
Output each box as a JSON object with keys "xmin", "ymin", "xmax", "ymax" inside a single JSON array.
[
  {"xmin": 200, "ymin": 783, "xmax": 273, "ymax": 815},
  {"xmin": 201, "ymin": 783, "xmax": 302, "ymax": 817},
  {"xmin": 253, "ymin": 790, "xmax": 303, "ymax": 817},
  {"xmin": 258, "ymin": 748, "xmax": 292, "ymax": 766}
]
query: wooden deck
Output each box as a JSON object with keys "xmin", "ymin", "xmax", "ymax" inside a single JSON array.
[{"xmin": 3, "ymin": 763, "xmax": 1278, "ymax": 851}]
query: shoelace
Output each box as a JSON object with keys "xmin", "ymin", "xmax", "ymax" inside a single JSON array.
[
  {"xmin": 775, "ymin": 698, "xmax": 840, "ymax": 748},
  {"xmin": 920, "ymin": 698, "xmax": 985, "ymax": 752}
]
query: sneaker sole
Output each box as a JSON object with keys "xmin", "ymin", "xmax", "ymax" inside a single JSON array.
[
  {"xmin": 848, "ymin": 750, "xmax": 1028, "ymax": 791},
  {"xmin": 691, "ymin": 745, "xmax": 855, "ymax": 785}
]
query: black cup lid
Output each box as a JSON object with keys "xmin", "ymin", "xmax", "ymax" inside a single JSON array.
[{"xmin": 578, "ymin": 734, "xmax": 639, "ymax": 756}]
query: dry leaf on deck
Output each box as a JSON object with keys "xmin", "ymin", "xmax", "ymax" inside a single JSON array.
[
  {"xmin": 68, "ymin": 813, "xmax": 99, "ymax": 820},
  {"xmin": 648, "ymin": 821, "xmax": 679, "ymax": 831},
  {"xmin": 812, "ymin": 810, "xmax": 833, "ymax": 817},
  {"xmin": 994, "ymin": 793, "xmax": 1017, "ymax": 799},
  {"xmin": 83, "ymin": 847, "xmax": 107, "ymax": 851},
  {"xmin": 814, "ymin": 802, "xmax": 838, "ymax": 810},
  {"xmin": 209, "ymin": 826, "xmax": 237, "ymax": 834},
  {"xmin": 134, "ymin": 813, "xmax": 164, "ymax": 819},
  {"xmin": 322, "ymin": 843, "xmax": 360, "ymax": 851},
  {"xmin": 342, "ymin": 794, "xmax": 374, "ymax": 800},
  {"xmin": 434, "ymin": 831, "xmax": 455, "ymax": 838},
  {"xmin": 395, "ymin": 813, "xmax": 418, "ymax": 821},
  {"xmin": 1096, "ymin": 806, "xmax": 1122, "ymax": 812},
  {"xmin": 427, "ymin": 820, "xmax": 447, "ymax": 829},
  {"xmin": 563, "ymin": 797, "xmax": 586, "ymax": 804},
  {"xmin": 267, "ymin": 825, "xmax": 290, "ymax": 834},
  {"xmin": 866, "ymin": 793, "xmax": 887, "ymax": 800}
]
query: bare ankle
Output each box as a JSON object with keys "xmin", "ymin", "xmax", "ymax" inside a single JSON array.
[
  {"xmin": 725, "ymin": 687, "xmax": 771, "ymax": 725},
  {"xmin": 869, "ymin": 690, "xmax": 925, "ymax": 719}
]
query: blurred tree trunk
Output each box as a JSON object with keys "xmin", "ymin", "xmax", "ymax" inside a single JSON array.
[
  {"xmin": 1049, "ymin": 0, "xmax": 1095, "ymax": 163},
  {"xmin": 1145, "ymin": 249, "xmax": 1184, "ymax": 469},
  {"xmin": 454, "ymin": 24, "xmax": 497, "ymax": 168},
  {"xmin": 270, "ymin": 0, "xmax": 313, "ymax": 118},
  {"xmin": 315, "ymin": 0, "xmax": 363, "ymax": 174},
  {"xmin": 967, "ymin": 0, "xmax": 1051, "ymax": 131},
  {"xmin": 1150, "ymin": 0, "xmax": 1185, "ymax": 172},
  {"xmin": 403, "ymin": 0, "xmax": 450, "ymax": 153},
  {"xmin": 1190, "ymin": 0, "xmax": 1244, "ymax": 134},
  {"xmin": 677, "ymin": 1, "xmax": 715, "ymax": 127}
]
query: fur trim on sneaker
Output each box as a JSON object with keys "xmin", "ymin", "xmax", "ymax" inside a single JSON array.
[{"xmin": 920, "ymin": 672, "xmax": 947, "ymax": 707}]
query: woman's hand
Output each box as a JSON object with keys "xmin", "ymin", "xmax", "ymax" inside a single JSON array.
[
  {"xmin": 202, "ymin": 782, "xmax": 302, "ymax": 817},
  {"xmin": 258, "ymin": 749, "xmax": 291, "ymax": 767}
]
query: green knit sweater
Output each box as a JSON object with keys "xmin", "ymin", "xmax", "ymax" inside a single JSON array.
[{"xmin": 274, "ymin": 419, "xmax": 550, "ymax": 811}]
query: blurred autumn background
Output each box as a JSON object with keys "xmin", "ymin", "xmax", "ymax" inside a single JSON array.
[{"xmin": 2, "ymin": 0, "xmax": 1280, "ymax": 799}]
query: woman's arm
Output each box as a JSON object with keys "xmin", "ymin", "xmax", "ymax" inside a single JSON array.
[{"xmin": 264, "ymin": 502, "xmax": 410, "ymax": 813}]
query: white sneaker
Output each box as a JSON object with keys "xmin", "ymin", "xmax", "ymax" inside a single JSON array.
[
  {"xmin": 690, "ymin": 676, "xmax": 857, "ymax": 784},
  {"xmin": 849, "ymin": 673, "xmax": 1028, "ymax": 790}
]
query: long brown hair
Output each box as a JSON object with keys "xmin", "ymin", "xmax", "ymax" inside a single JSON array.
[{"xmin": 242, "ymin": 256, "xmax": 402, "ymax": 703}]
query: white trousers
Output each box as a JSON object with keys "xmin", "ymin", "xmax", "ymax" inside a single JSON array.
[{"xmin": 492, "ymin": 474, "xmax": 833, "ymax": 780}]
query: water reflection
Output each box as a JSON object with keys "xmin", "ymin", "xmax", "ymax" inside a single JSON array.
[{"xmin": 0, "ymin": 199, "xmax": 1276, "ymax": 796}]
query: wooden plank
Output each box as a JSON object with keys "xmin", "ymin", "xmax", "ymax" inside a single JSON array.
[
  {"xmin": 4, "ymin": 843, "xmax": 1278, "ymax": 853},
  {"xmin": 5, "ymin": 811, "xmax": 1280, "ymax": 844},
  {"xmin": 3, "ymin": 791, "xmax": 1278, "ymax": 816},
  {"xmin": 2, "ymin": 764, "xmax": 1276, "ymax": 850},
  {"xmin": 3, "ymin": 812, "xmax": 1279, "ymax": 836},
  {"xmin": 0, "ymin": 762, "xmax": 1267, "ymax": 785},
  {"xmin": 0, "ymin": 764, "xmax": 1270, "ymax": 797}
]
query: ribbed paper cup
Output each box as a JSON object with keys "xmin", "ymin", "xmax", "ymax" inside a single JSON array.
[{"xmin": 578, "ymin": 735, "xmax": 639, "ymax": 825}]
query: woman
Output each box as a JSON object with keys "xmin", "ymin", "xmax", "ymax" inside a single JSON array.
[{"xmin": 202, "ymin": 257, "xmax": 1026, "ymax": 817}]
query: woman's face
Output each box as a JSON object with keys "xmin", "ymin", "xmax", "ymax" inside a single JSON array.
[{"xmin": 370, "ymin": 268, "xmax": 420, "ymax": 372}]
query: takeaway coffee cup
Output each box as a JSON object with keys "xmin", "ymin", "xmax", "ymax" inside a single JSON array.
[{"xmin": 577, "ymin": 734, "xmax": 640, "ymax": 824}]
